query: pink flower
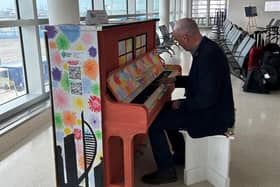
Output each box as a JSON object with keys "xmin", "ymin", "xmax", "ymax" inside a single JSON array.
[
  {"xmin": 88, "ymin": 96, "xmax": 101, "ymax": 112},
  {"xmin": 53, "ymin": 89, "xmax": 69, "ymax": 109},
  {"xmin": 82, "ymin": 32, "xmax": 93, "ymax": 45},
  {"xmin": 52, "ymin": 51, "xmax": 63, "ymax": 67}
]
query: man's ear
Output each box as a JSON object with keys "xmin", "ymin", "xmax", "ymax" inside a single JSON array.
[{"xmin": 182, "ymin": 34, "xmax": 188, "ymax": 42}]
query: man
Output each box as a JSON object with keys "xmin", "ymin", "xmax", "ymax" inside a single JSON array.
[{"xmin": 142, "ymin": 18, "xmax": 235, "ymax": 184}]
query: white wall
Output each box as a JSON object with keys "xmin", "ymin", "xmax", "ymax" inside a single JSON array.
[{"xmin": 228, "ymin": 0, "xmax": 280, "ymax": 29}]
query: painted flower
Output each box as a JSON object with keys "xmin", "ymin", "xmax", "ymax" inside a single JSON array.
[
  {"xmin": 64, "ymin": 128, "xmax": 72, "ymax": 136},
  {"xmin": 52, "ymin": 67, "xmax": 62, "ymax": 81},
  {"xmin": 74, "ymin": 128, "xmax": 82, "ymax": 140},
  {"xmin": 74, "ymin": 97, "xmax": 85, "ymax": 111},
  {"xmin": 75, "ymin": 43, "xmax": 85, "ymax": 51},
  {"xmin": 91, "ymin": 83, "xmax": 100, "ymax": 96},
  {"xmin": 55, "ymin": 113, "xmax": 63, "ymax": 129},
  {"xmin": 88, "ymin": 96, "xmax": 101, "ymax": 112},
  {"xmin": 60, "ymin": 25, "xmax": 80, "ymax": 42},
  {"xmin": 46, "ymin": 26, "xmax": 57, "ymax": 38},
  {"xmin": 63, "ymin": 111, "xmax": 76, "ymax": 128},
  {"xmin": 88, "ymin": 46, "xmax": 97, "ymax": 58},
  {"xmin": 63, "ymin": 63, "xmax": 68, "ymax": 70},
  {"xmin": 82, "ymin": 32, "xmax": 93, "ymax": 45},
  {"xmin": 88, "ymin": 113, "xmax": 101, "ymax": 128},
  {"xmin": 53, "ymin": 89, "xmax": 69, "ymax": 109},
  {"xmin": 56, "ymin": 34, "xmax": 70, "ymax": 51},
  {"xmin": 51, "ymin": 51, "xmax": 63, "ymax": 67},
  {"xmin": 76, "ymin": 119, "xmax": 82, "ymax": 126},
  {"xmin": 95, "ymin": 130, "xmax": 102, "ymax": 140},
  {"xmin": 83, "ymin": 59, "xmax": 99, "ymax": 80},
  {"xmin": 82, "ymin": 78, "xmax": 92, "ymax": 94},
  {"xmin": 49, "ymin": 41, "xmax": 56, "ymax": 49},
  {"xmin": 61, "ymin": 73, "xmax": 70, "ymax": 92}
]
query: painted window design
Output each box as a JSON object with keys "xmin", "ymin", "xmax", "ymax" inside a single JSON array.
[
  {"xmin": 135, "ymin": 33, "xmax": 147, "ymax": 58},
  {"xmin": 118, "ymin": 37, "xmax": 133, "ymax": 66}
]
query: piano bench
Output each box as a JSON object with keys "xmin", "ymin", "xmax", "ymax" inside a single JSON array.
[{"xmin": 179, "ymin": 130, "xmax": 234, "ymax": 187}]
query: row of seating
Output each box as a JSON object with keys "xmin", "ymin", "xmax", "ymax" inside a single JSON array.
[
  {"xmin": 210, "ymin": 19, "xmax": 256, "ymax": 80},
  {"xmin": 155, "ymin": 22, "xmax": 180, "ymax": 61},
  {"xmin": 254, "ymin": 18, "xmax": 280, "ymax": 47}
]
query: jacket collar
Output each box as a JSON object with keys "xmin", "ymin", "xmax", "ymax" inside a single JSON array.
[{"xmin": 192, "ymin": 36, "xmax": 208, "ymax": 58}]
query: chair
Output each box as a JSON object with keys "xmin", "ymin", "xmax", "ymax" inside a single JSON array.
[
  {"xmin": 229, "ymin": 37, "xmax": 256, "ymax": 80},
  {"xmin": 158, "ymin": 25, "xmax": 180, "ymax": 48},
  {"xmin": 180, "ymin": 130, "xmax": 234, "ymax": 187},
  {"xmin": 155, "ymin": 33, "xmax": 175, "ymax": 58}
]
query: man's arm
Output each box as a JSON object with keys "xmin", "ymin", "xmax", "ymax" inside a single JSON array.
[
  {"xmin": 179, "ymin": 55, "xmax": 223, "ymax": 111},
  {"xmin": 174, "ymin": 75, "xmax": 189, "ymax": 88}
]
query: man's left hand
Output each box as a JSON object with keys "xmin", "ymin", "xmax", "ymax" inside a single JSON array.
[{"xmin": 172, "ymin": 100, "xmax": 180, "ymax": 110}]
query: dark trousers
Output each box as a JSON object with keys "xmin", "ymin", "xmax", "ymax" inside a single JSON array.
[{"xmin": 148, "ymin": 102, "xmax": 187, "ymax": 169}]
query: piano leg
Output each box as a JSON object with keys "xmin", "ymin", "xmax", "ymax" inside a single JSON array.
[
  {"xmin": 103, "ymin": 135, "xmax": 124, "ymax": 187},
  {"xmin": 104, "ymin": 131, "xmax": 142, "ymax": 187},
  {"xmin": 123, "ymin": 135, "xmax": 135, "ymax": 187}
]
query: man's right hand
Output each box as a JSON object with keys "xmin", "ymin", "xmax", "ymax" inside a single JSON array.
[{"xmin": 160, "ymin": 77, "xmax": 176, "ymax": 85}]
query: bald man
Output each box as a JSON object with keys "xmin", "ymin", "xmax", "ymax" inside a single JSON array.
[{"xmin": 142, "ymin": 18, "xmax": 235, "ymax": 184}]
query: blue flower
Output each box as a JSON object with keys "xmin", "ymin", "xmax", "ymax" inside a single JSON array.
[
  {"xmin": 59, "ymin": 25, "xmax": 80, "ymax": 42},
  {"xmin": 52, "ymin": 67, "xmax": 62, "ymax": 81},
  {"xmin": 82, "ymin": 78, "xmax": 92, "ymax": 94},
  {"xmin": 88, "ymin": 46, "xmax": 97, "ymax": 58},
  {"xmin": 45, "ymin": 26, "xmax": 57, "ymax": 39}
]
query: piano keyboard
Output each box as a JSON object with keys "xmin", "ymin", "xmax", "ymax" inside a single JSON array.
[{"xmin": 132, "ymin": 70, "xmax": 178, "ymax": 112}]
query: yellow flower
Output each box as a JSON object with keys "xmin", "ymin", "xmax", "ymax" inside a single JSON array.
[
  {"xmin": 63, "ymin": 63, "xmax": 68, "ymax": 70},
  {"xmin": 75, "ymin": 43, "xmax": 85, "ymax": 51},
  {"xmin": 74, "ymin": 97, "xmax": 85, "ymax": 111},
  {"xmin": 64, "ymin": 128, "xmax": 72, "ymax": 135},
  {"xmin": 76, "ymin": 119, "xmax": 82, "ymax": 126}
]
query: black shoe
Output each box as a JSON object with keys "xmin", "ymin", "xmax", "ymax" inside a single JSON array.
[
  {"xmin": 142, "ymin": 167, "xmax": 177, "ymax": 184},
  {"xmin": 172, "ymin": 153, "xmax": 185, "ymax": 166}
]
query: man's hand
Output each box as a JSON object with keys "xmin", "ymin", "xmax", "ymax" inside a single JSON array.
[
  {"xmin": 160, "ymin": 77, "xmax": 176, "ymax": 85},
  {"xmin": 172, "ymin": 100, "xmax": 180, "ymax": 110}
]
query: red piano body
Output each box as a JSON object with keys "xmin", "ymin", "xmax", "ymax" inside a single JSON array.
[{"xmin": 97, "ymin": 19, "xmax": 181, "ymax": 187}]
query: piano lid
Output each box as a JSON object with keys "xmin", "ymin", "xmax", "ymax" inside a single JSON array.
[{"xmin": 107, "ymin": 50, "xmax": 164, "ymax": 103}]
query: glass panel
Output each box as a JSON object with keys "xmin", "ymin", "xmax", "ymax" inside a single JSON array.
[
  {"xmin": 154, "ymin": 0, "xmax": 159, "ymax": 12},
  {"xmin": 210, "ymin": 0, "xmax": 225, "ymax": 16},
  {"xmin": 36, "ymin": 0, "xmax": 48, "ymax": 18},
  {"xmin": 39, "ymin": 25, "xmax": 49, "ymax": 92},
  {"xmin": 105, "ymin": 0, "xmax": 127, "ymax": 15},
  {"xmin": 136, "ymin": 0, "xmax": 146, "ymax": 14},
  {"xmin": 192, "ymin": 0, "xmax": 208, "ymax": 18},
  {"xmin": 0, "ymin": 0, "xmax": 17, "ymax": 20},
  {"xmin": 79, "ymin": 0, "xmax": 92, "ymax": 17},
  {"xmin": 0, "ymin": 27, "xmax": 27, "ymax": 105}
]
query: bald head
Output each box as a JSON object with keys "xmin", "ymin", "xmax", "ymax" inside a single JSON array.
[
  {"xmin": 173, "ymin": 18, "xmax": 200, "ymax": 36},
  {"xmin": 172, "ymin": 18, "xmax": 202, "ymax": 51}
]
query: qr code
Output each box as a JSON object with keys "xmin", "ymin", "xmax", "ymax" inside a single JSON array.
[
  {"xmin": 69, "ymin": 66, "xmax": 81, "ymax": 80},
  {"xmin": 70, "ymin": 81, "xmax": 83, "ymax": 95}
]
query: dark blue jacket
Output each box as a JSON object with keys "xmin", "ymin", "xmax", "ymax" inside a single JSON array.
[{"xmin": 175, "ymin": 36, "xmax": 235, "ymax": 138}]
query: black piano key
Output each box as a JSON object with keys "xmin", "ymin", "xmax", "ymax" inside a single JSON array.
[{"xmin": 131, "ymin": 71, "xmax": 172, "ymax": 104}]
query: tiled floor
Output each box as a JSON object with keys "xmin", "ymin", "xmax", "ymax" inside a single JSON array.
[{"xmin": 1, "ymin": 46, "xmax": 280, "ymax": 187}]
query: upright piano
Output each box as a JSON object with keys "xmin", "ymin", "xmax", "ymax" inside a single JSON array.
[{"xmin": 96, "ymin": 19, "xmax": 181, "ymax": 187}]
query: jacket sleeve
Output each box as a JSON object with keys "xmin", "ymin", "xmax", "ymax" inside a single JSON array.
[
  {"xmin": 180, "ymin": 53, "xmax": 224, "ymax": 111},
  {"xmin": 175, "ymin": 75, "xmax": 189, "ymax": 88}
]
